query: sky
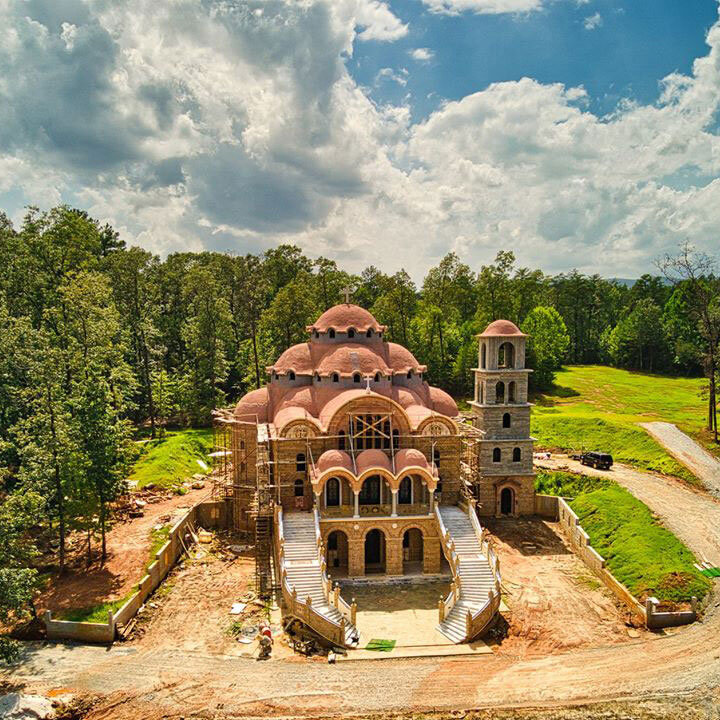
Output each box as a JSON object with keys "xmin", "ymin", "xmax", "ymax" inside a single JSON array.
[{"xmin": 1, "ymin": 0, "xmax": 719, "ymax": 282}]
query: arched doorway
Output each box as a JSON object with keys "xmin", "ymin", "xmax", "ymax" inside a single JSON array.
[
  {"xmin": 402, "ymin": 528, "xmax": 423, "ymax": 574},
  {"xmin": 500, "ymin": 487, "xmax": 514, "ymax": 516},
  {"xmin": 326, "ymin": 530, "xmax": 349, "ymax": 577},
  {"xmin": 364, "ymin": 529, "xmax": 386, "ymax": 574}
]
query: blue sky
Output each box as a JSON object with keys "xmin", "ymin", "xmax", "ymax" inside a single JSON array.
[
  {"xmin": 351, "ymin": 1, "xmax": 719, "ymax": 120},
  {"xmin": 1, "ymin": 0, "xmax": 719, "ymax": 280}
]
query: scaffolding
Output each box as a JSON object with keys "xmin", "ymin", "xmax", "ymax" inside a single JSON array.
[{"xmin": 457, "ymin": 415, "xmax": 485, "ymax": 503}]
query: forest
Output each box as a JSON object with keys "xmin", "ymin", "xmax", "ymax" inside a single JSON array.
[{"xmin": 0, "ymin": 205, "xmax": 719, "ymax": 660}]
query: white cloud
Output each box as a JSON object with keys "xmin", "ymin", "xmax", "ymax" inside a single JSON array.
[
  {"xmin": 583, "ymin": 12, "xmax": 603, "ymax": 30},
  {"xmin": 410, "ymin": 47, "xmax": 435, "ymax": 62},
  {"xmin": 1, "ymin": 0, "xmax": 720, "ymax": 281},
  {"xmin": 420, "ymin": 0, "xmax": 544, "ymax": 16},
  {"xmin": 375, "ymin": 67, "xmax": 409, "ymax": 86}
]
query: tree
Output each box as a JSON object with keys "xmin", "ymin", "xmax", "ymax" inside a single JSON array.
[
  {"xmin": 521, "ymin": 306, "xmax": 570, "ymax": 390},
  {"xmin": 0, "ymin": 489, "xmax": 43, "ymax": 662},
  {"xmin": 603, "ymin": 299, "xmax": 669, "ymax": 372},
  {"xmin": 659, "ymin": 244, "xmax": 720, "ymax": 442}
]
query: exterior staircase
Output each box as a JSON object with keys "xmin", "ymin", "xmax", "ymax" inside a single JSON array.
[
  {"xmin": 436, "ymin": 505, "xmax": 499, "ymax": 643},
  {"xmin": 279, "ymin": 512, "xmax": 359, "ymax": 647}
]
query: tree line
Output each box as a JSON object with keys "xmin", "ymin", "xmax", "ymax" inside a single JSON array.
[{"xmin": 0, "ymin": 205, "xmax": 718, "ymax": 658}]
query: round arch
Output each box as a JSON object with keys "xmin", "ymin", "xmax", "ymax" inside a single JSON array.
[{"xmin": 325, "ymin": 394, "xmax": 413, "ymax": 437}]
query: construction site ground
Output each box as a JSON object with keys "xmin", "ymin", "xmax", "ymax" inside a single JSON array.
[
  {"xmin": 4, "ymin": 456, "xmax": 720, "ymax": 719},
  {"xmin": 37, "ymin": 486, "xmax": 210, "ymax": 617}
]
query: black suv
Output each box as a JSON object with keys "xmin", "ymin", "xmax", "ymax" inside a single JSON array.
[{"xmin": 580, "ymin": 452, "xmax": 613, "ymax": 470}]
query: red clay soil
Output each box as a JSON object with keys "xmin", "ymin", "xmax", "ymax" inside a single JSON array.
[
  {"xmin": 37, "ymin": 487, "xmax": 210, "ymax": 616},
  {"xmin": 486, "ymin": 517, "xmax": 640, "ymax": 657}
]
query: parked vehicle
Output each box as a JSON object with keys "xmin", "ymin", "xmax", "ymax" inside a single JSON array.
[{"xmin": 573, "ymin": 451, "xmax": 613, "ymax": 470}]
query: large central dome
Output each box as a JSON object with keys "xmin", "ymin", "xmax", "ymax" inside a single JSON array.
[{"xmin": 308, "ymin": 304, "xmax": 385, "ymax": 333}]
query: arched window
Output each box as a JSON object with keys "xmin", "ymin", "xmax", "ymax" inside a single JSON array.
[
  {"xmin": 503, "ymin": 413, "xmax": 511, "ymax": 428},
  {"xmin": 508, "ymin": 381, "xmax": 516, "ymax": 403},
  {"xmin": 332, "ymin": 372, "xmax": 339, "ymax": 383},
  {"xmin": 407, "ymin": 370, "xmax": 413, "ymax": 379},
  {"xmin": 296, "ymin": 453, "xmax": 306, "ymax": 472},
  {"xmin": 326, "ymin": 477, "xmax": 340, "ymax": 506},
  {"xmin": 496, "ymin": 381, "xmax": 505, "ymax": 403},
  {"xmin": 329, "ymin": 328, "xmax": 336, "ymax": 339},
  {"xmin": 433, "ymin": 448, "xmax": 440, "ymax": 467},
  {"xmin": 498, "ymin": 342, "xmax": 515, "ymax": 368},
  {"xmin": 374, "ymin": 372, "xmax": 380, "ymax": 382},
  {"xmin": 338, "ymin": 430, "xmax": 346, "ymax": 450},
  {"xmin": 481, "ymin": 343, "xmax": 486, "ymax": 369},
  {"xmin": 348, "ymin": 328, "xmax": 355, "ymax": 338},
  {"xmin": 366, "ymin": 329, "xmax": 373, "ymax": 338},
  {"xmin": 314, "ymin": 330, "xmax": 319, "ymax": 338},
  {"xmin": 398, "ymin": 476, "xmax": 412, "ymax": 504},
  {"xmin": 315, "ymin": 372, "xmax": 321, "ymax": 382},
  {"xmin": 294, "ymin": 478, "xmax": 304, "ymax": 497},
  {"xmin": 289, "ymin": 371, "xmax": 296, "ymax": 381},
  {"xmin": 513, "ymin": 447, "xmax": 521, "ymax": 462},
  {"xmin": 492, "ymin": 447, "xmax": 501, "ymax": 463},
  {"xmin": 353, "ymin": 372, "xmax": 361, "ymax": 383}
]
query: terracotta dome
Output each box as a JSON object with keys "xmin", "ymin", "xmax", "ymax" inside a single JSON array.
[
  {"xmin": 271, "ymin": 343, "xmax": 312, "ymax": 374},
  {"xmin": 309, "ymin": 304, "xmax": 385, "ymax": 333},
  {"xmin": 355, "ymin": 449, "xmax": 392, "ymax": 475},
  {"xmin": 479, "ymin": 319, "xmax": 526, "ymax": 337},
  {"xmin": 387, "ymin": 342, "xmax": 425, "ymax": 373},
  {"xmin": 316, "ymin": 449, "xmax": 353, "ymax": 474},
  {"xmin": 394, "ymin": 448, "xmax": 429, "ymax": 474},
  {"xmin": 316, "ymin": 344, "xmax": 390, "ymax": 377},
  {"xmin": 234, "ymin": 387, "xmax": 269, "ymax": 422},
  {"xmin": 428, "ymin": 386, "xmax": 459, "ymax": 417}
]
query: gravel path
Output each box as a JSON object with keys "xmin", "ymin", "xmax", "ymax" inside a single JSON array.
[{"xmin": 641, "ymin": 422, "xmax": 720, "ymax": 497}]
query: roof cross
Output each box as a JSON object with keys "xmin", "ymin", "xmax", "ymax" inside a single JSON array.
[{"xmin": 340, "ymin": 285, "xmax": 353, "ymax": 304}]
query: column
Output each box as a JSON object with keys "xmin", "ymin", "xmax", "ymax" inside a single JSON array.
[
  {"xmin": 429, "ymin": 488, "xmax": 435, "ymax": 515},
  {"xmin": 391, "ymin": 489, "xmax": 398, "ymax": 517},
  {"xmin": 314, "ymin": 492, "xmax": 321, "ymax": 512},
  {"xmin": 353, "ymin": 490, "xmax": 360, "ymax": 519}
]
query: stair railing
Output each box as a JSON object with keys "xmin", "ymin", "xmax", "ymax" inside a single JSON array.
[
  {"xmin": 434, "ymin": 505, "xmax": 460, "ymax": 622},
  {"xmin": 275, "ymin": 507, "xmax": 348, "ymax": 647}
]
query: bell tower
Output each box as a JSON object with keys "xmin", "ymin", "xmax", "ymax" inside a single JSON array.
[{"xmin": 471, "ymin": 320, "xmax": 535, "ymax": 517}]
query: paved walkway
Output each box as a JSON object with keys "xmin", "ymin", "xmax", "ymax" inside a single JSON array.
[{"xmin": 641, "ymin": 422, "xmax": 720, "ymax": 497}]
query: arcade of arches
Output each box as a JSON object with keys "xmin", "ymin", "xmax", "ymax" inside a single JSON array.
[{"xmin": 321, "ymin": 518, "xmax": 441, "ymax": 577}]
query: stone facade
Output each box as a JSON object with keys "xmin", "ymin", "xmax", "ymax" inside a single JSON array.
[
  {"xmin": 320, "ymin": 515, "xmax": 441, "ymax": 577},
  {"xmin": 470, "ymin": 320, "xmax": 536, "ymax": 517}
]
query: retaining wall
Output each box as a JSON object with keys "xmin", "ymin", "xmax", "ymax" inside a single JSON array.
[
  {"xmin": 536, "ymin": 494, "xmax": 697, "ymax": 628},
  {"xmin": 45, "ymin": 499, "xmax": 226, "ymax": 643}
]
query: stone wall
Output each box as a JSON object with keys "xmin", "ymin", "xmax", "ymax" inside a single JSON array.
[{"xmin": 319, "ymin": 515, "xmax": 441, "ymax": 576}]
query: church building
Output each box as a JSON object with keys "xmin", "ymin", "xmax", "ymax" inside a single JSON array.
[{"xmin": 224, "ymin": 301, "xmax": 535, "ymax": 646}]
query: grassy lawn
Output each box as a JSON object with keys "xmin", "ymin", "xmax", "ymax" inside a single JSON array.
[
  {"xmin": 531, "ymin": 365, "xmax": 711, "ymax": 483},
  {"xmin": 129, "ymin": 428, "xmax": 213, "ymax": 490},
  {"xmin": 536, "ymin": 472, "xmax": 711, "ymax": 604},
  {"xmin": 58, "ymin": 591, "xmax": 135, "ymax": 623}
]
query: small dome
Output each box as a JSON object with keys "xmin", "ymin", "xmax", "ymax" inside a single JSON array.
[
  {"xmin": 394, "ymin": 448, "xmax": 429, "ymax": 473},
  {"xmin": 428, "ymin": 386, "xmax": 458, "ymax": 417},
  {"xmin": 271, "ymin": 343, "xmax": 312, "ymax": 374},
  {"xmin": 479, "ymin": 319, "xmax": 526, "ymax": 337},
  {"xmin": 316, "ymin": 449, "xmax": 353, "ymax": 474},
  {"xmin": 387, "ymin": 342, "xmax": 424, "ymax": 373},
  {"xmin": 356, "ymin": 449, "xmax": 392, "ymax": 475},
  {"xmin": 316, "ymin": 344, "xmax": 390, "ymax": 377},
  {"xmin": 234, "ymin": 387, "xmax": 269, "ymax": 422},
  {"xmin": 309, "ymin": 304, "xmax": 384, "ymax": 333}
]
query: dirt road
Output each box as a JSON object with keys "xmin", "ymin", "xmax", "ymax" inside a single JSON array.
[
  {"xmin": 641, "ymin": 421, "xmax": 720, "ymax": 497},
  {"xmin": 538, "ymin": 455, "xmax": 720, "ymax": 566}
]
